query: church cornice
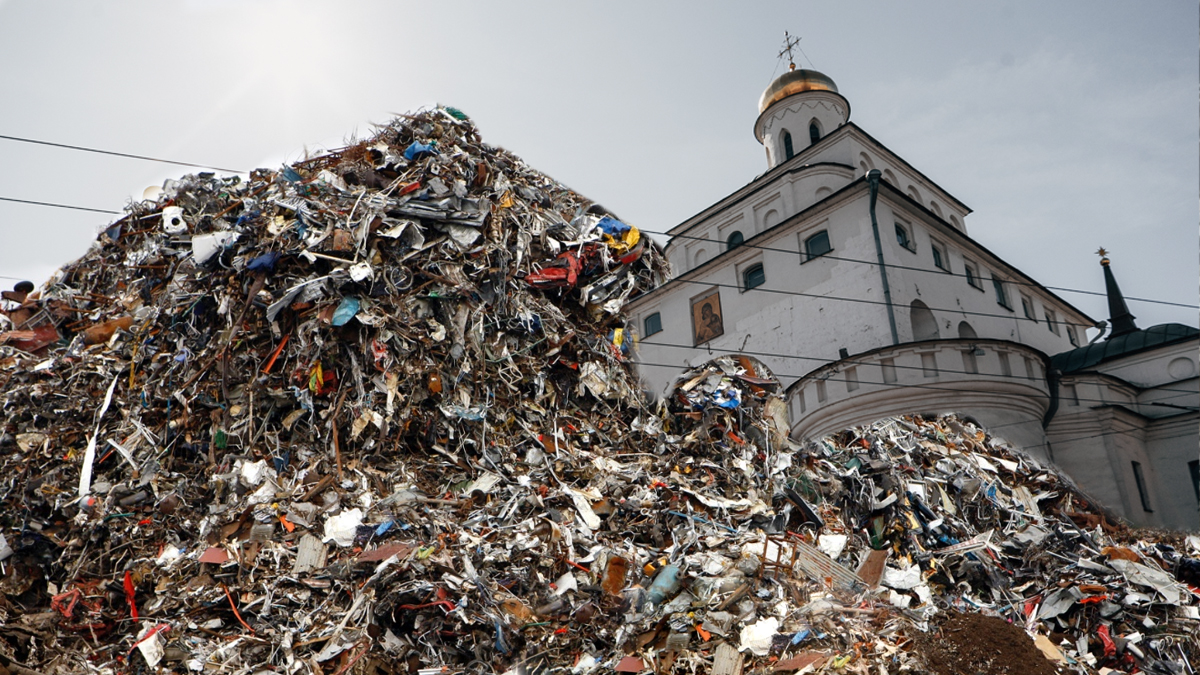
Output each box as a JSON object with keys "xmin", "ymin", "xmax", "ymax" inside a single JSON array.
[
  {"xmin": 667, "ymin": 121, "xmax": 970, "ymax": 240},
  {"xmin": 876, "ymin": 180, "xmax": 1095, "ymax": 324},
  {"xmin": 844, "ymin": 122, "xmax": 972, "ymax": 214}
]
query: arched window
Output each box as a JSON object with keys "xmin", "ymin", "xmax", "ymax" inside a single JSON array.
[
  {"xmin": 782, "ymin": 130, "xmax": 794, "ymax": 160},
  {"xmin": 809, "ymin": 120, "xmax": 821, "ymax": 145},
  {"xmin": 957, "ymin": 321, "xmax": 977, "ymax": 339},
  {"xmin": 726, "ymin": 231, "xmax": 744, "ymax": 250},
  {"xmin": 643, "ymin": 312, "xmax": 663, "ymax": 337},
  {"xmin": 742, "ymin": 263, "xmax": 766, "ymax": 291},
  {"xmin": 910, "ymin": 299, "xmax": 940, "ymax": 341},
  {"xmin": 804, "ymin": 230, "xmax": 831, "ymax": 260},
  {"xmin": 894, "ymin": 222, "xmax": 913, "ymax": 251}
]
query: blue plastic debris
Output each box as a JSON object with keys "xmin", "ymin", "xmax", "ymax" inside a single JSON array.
[
  {"xmin": 331, "ymin": 297, "xmax": 361, "ymax": 327},
  {"xmin": 404, "ymin": 141, "xmax": 437, "ymax": 161},
  {"xmin": 235, "ymin": 210, "xmax": 261, "ymax": 227},
  {"xmin": 712, "ymin": 386, "xmax": 742, "ymax": 409},
  {"xmin": 247, "ymin": 251, "xmax": 280, "ymax": 273},
  {"xmin": 281, "ymin": 166, "xmax": 303, "ymax": 182},
  {"xmin": 596, "ymin": 216, "xmax": 630, "ymax": 236}
]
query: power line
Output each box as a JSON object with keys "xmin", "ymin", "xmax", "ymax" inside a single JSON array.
[
  {"xmin": 0, "ymin": 131, "xmax": 1192, "ymax": 313},
  {"xmin": 629, "ymin": 356, "xmax": 1187, "ymax": 458},
  {"xmin": 638, "ymin": 274, "xmax": 1109, "ymax": 331},
  {"xmin": 0, "ymin": 196, "xmax": 120, "ymax": 214},
  {"xmin": 631, "ymin": 356, "xmax": 1199, "ymax": 410},
  {"xmin": 634, "ymin": 340, "xmax": 1200, "ymax": 399},
  {"xmin": 0, "ymin": 134, "xmax": 245, "ymax": 174},
  {"xmin": 0, "ymin": 192, "xmax": 1189, "ymax": 332},
  {"xmin": 639, "ymin": 228, "xmax": 1200, "ymax": 311}
]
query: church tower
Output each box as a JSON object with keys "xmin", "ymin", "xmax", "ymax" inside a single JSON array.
[{"xmin": 754, "ymin": 66, "xmax": 850, "ymax": 168}]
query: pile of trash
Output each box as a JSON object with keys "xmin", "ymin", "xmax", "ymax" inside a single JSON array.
[{"xmin": 1, "ymin": 109, "xmax": 1197, "ymax": 675}]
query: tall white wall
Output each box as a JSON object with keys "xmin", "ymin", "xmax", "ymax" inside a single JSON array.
[{"xmin": 632, "ymin": 193, "xmax": 893, "ymax": 396}]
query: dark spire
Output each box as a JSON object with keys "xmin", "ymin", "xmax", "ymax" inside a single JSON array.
[{"xmin": 1097, "ymin": 248, "xmax": 1138, "ymax": 339}]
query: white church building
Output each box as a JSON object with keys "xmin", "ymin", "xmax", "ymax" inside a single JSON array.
[{"xmin": 627, "ymin": 65, "xmax": 1199, "ymax": 530}]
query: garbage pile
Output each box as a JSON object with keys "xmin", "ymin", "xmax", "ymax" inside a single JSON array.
[{"xmin": 1, "ymin": 108, "xmax": 1197, "ymax": 675}]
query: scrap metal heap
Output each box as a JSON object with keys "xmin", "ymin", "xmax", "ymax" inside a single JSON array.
[{"xmin": 0, "ymin": 109, "xmax": 1197, "ymax": 675}]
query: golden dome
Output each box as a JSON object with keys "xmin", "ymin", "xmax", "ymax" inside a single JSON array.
[{"xmin": 758, "ymin": 68, "xmax": 839, "ymax": 113}]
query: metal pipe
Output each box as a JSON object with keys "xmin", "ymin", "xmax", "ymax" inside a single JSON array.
[{"xmin": 867, "ymin": 170, "xmax": 899, "ymax": 345}]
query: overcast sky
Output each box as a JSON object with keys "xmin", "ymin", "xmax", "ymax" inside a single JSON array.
[{"xmin": 1, "ymin": 1, "xmax": 1195, "ymax": 331}]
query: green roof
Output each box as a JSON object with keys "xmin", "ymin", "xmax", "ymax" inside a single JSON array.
[{"xmin": 1050, "ymin": 323, "xmax": 1199, "ymax": 374}]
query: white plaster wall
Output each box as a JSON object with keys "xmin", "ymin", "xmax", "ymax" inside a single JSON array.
[
  {"xmin": 876, "ymin": 199, "xmax": 1082, "ymax": 358},
  {"xmin": 1146, "ymin": 414, "xmax": 1200, "ymax": 530},
  {"xmin": 848, "ymin": 137, "xmax": 970, "ymax": 230},
  {"xmin": 633, "ymin": 194, "xmax": 894, "ymax": 396},
  {"xmin": 787, "ymin": 166, "xmax": 855, "ymax": 219},
  {"xmin": 1101, "ymin": 341, "xmax": 1199, "ymax": 388}
]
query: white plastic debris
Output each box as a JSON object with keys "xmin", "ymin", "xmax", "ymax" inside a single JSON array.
[
  {"xmin": 817, "ymin": 533, "xmax": 847, "ymax": 560},
  {"xmin": 881, "ymin": 564, "xmax": 922, "ymax": 590},
  {"xmin": 134, "ymin": 623, "xmax": 166, "ymax": 667},
  {"xmin": 155, "ymin": 544, "xmax": 183, "ymax": 567},
  {"xmin": 162, "ymin": 205, "xmax": 188, "ymax": 234},
  {"xmin": 739, "ymin": 616, "xmax": 779, "ymax": 656},
  {"xmin": 323, "ymin": 508, "xmax": 364, "ymax": 547},
  {"xmin": 239, "ymin": 460, "xmax": 268, "ymax": 487},
  {"xmin": 191, "ymin": 231, "xmax": 240, "ymax": 264},
  {"xmin": 349, "ymin": 261, "xmax": 374, "ymax": 282}
]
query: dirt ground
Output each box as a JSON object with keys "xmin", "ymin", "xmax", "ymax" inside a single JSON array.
[{"xmin": 913, "ymin": 611, "xmax": 1063, "ymax": 675}]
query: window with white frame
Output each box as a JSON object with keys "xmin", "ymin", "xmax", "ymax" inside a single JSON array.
[
  {"xmin": 964, "ymin": 259, "xmax": 983, "ymax": 290},
  {"xmin": 931, "ymin": 240, "xmax": 949, "ymax": 271},
  {"xmin": 993, "ymin": 275, "xmax": 1012, "ymax": 309},
  {"xmin": 1020, "ymin": 294, "xmax": 1036, "ymax": 321},
  {"xmin": 804, "ymin": 230, "xmax": 832, "ymax": 261},
  {"xmin": 643, "ymin": 312, "xmax": 662, "ymax": 337},
  {"xmin": 894, "ymin": 221, "xmax": 915, "ymax": 252},
  {"xmin": 1045, "ymin": 309, "xmax": 1059, "ymax": 335},
  {"xmin": 742, "ymin": 263, "xmax": 766, "ymax": 291}
]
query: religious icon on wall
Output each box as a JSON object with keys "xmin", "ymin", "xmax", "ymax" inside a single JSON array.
[{"xmin": 691, "ymin": 290, "xmax": 724, "ymax": 345}]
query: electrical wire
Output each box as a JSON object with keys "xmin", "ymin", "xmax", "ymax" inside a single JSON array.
[
  {"xmin": 0, "ymin": 133, "xmax": 1192, "ymax": 311},
  {"xmin": 2, "ymin": 189, "xmax": 1190, "ymax": 331},
  {"xmin": 0, "ymin": 134, "xmax": 245, "ymax": 174},
  {"xmin": 638, "ymin": 227, "xmax": 1200, "ymax": 310},
  {"xmin": 630, "ymin": 357, "xmax": 1200, "ymax": 409},
  {"xmin": 625, "ymin": 356, "xmax": 1187, "ymax": 460},
  {"xmin": 0, "ymin": 195, "xmax": 120, "ymax": 214},
  {"xmin": 635, "ymin": 274, "xmax": 1107, "ymax": 331},
  {"xmin": 634, "ymin": 339, "xmax": 1200, "ymax": 398},
  {"xmin": 628, "ymin": 357, "xmax": 1193, "ymax": 454}
]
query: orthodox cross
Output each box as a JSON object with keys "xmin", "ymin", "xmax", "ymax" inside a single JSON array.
[{"xmin": 779, "ymin": 32, "xmax": 802, "ymax": 71}]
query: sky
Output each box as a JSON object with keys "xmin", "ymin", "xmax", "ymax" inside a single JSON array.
[{"xmin": 0, "ymin": 0, "xmax": 1196, "ymax": 331}]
